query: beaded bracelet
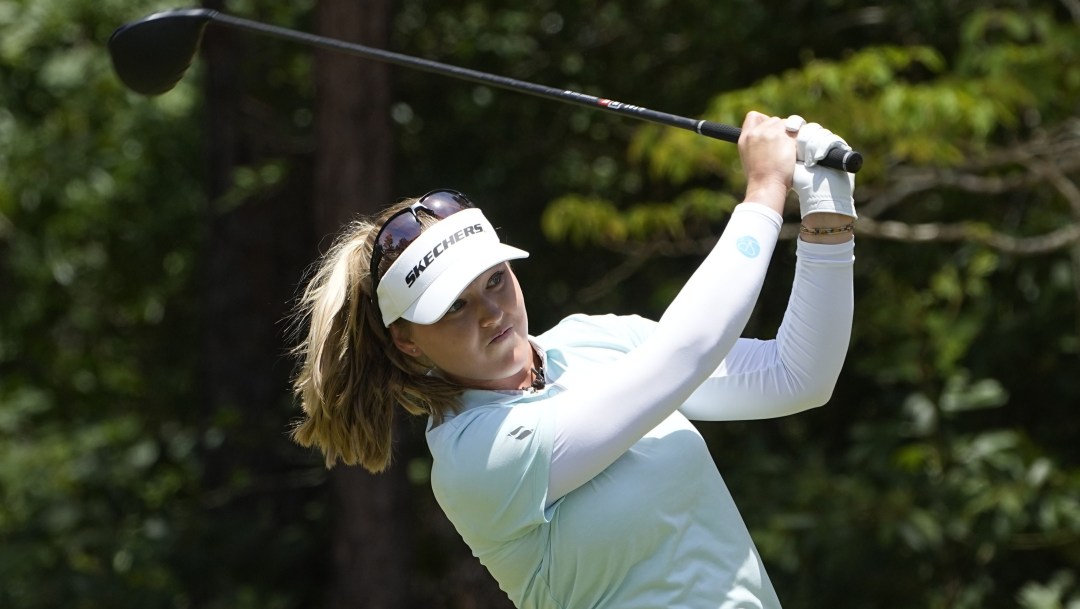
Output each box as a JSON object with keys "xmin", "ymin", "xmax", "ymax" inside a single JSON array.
[{"xmin": 799, "ymin": 221, "xmax": 855, "ymax": 236}]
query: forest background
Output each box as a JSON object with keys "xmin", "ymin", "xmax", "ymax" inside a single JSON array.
[{"xmin": 2, "ymin": 0, "xmax": 1079, "ymax": 607}]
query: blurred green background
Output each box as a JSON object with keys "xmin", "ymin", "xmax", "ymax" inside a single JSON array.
[{"xmin": 2, "ymin": 0, "xmax": 1078, "ymax": 607}]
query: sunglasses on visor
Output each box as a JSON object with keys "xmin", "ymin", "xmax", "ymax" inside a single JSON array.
[{"xmin": 369, "ymin": 189, "xmax": 475, "ymax": 295}]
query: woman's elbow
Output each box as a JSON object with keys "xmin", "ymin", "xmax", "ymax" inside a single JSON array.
[
  {"xmin": 787, "ymin": 368, "xmax": 842, "ymax": 411},
  {"xmin": 781, "ymin": 346, "xmax": 848, "ymax": 410},
  {"xmin": 804, "ymin": 385, "xmax": 836, "ymax": 410}
]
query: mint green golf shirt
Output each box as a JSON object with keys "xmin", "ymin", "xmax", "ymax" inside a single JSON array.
[{"xmin": 427, "ymin": 314, "xmax": 782, "ymax": 609}]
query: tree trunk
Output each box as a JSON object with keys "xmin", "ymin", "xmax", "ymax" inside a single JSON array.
[
  {"xmin": 313, "ymin": 0, "xmax": 393, "ymax": 234},
  {"xmin": 312, "ymin": 1, "xmax": 408, "ymax": 608},
  {"xmin": 198, "ymin": 0, "xmax": 321, "ymax": 605}
]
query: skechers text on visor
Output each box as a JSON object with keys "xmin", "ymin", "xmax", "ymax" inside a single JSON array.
[{"xmin": 375, "ymin": 207, "xmax": 529, "ymax": 326}]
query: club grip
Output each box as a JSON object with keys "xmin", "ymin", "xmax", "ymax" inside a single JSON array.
[{"xmin": 697, "ymin": 120, "xmax": 863, "ymax": 174}]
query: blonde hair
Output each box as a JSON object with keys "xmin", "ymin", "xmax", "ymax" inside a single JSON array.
[{"xmin": 289, "ymin": 199, "xmax": 463, "ymax": 473}]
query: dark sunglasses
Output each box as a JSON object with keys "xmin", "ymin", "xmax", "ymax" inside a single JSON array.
[{"xmin": 369, "ymin": 189, "xmax": 475, "ymax": 295}]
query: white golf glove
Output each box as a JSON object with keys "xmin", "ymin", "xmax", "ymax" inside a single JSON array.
[{"xmin": 786, "ymin": 116, "xmax": 856, "ymax": 219}]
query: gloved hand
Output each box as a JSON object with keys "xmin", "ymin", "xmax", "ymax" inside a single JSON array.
[{"xmin": 786, "ymin": 116, "xmax": 856, "ymax": 219}]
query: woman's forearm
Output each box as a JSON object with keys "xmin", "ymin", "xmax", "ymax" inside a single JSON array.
[{"xmin": 678, "ymin": 238, "xmax": 854, "ymax": 420}]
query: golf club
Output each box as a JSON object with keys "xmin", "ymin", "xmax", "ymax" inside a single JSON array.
[{"xmin": 108, "ymin": 8, "xmax": 863, "ymax": 173}]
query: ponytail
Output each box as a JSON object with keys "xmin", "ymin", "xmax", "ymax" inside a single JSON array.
[{"xmin": 290, "ymin": 204, "xmax": 462, "ymax": 473}]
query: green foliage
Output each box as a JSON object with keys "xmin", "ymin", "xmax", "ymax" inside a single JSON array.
[
  {"xmin": 542, "ymin": 188, "xmax": 738, "ymax": 247},
  {"xmin": 638, "ymin": 25, "xmax": 1051, "ymax": 184},
  {"xmin": 1019, "ymin": 571, "xmax": 1080, "ymax": 609},
  {"xmin": 550, "ymin": 6, "xmax": 1077, "ymax": 239},
  {"xmin": 0, "ymin": 0, "xmax": 209, "ymax": 605}
]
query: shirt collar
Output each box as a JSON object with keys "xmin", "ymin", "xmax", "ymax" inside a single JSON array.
[{"xmin": 453, "ymin": 336, "xmax": 567, "ymax": 410}]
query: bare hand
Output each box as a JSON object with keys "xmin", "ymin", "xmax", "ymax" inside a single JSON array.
[{"xmin": 738, "ymin": 111, "xmax": 796, "ymax": 215}]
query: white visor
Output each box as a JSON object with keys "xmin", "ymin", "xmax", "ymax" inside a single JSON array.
[{"xmin": 376, "ymin": 207, "xmax": 529, "ymax": 326}]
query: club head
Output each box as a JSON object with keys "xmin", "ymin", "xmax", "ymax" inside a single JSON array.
[{"xmin": 108, "ymin": 8, "xmax": 216, "ymax": 96}]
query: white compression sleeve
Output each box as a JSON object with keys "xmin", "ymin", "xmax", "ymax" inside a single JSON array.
[
  {"xmin": 678, "ymin": 238, "xmax": 854, "ymax": 420},
  {"xmin": 547, "ymin": 203, "xmax": 782, "ymax": 502}
]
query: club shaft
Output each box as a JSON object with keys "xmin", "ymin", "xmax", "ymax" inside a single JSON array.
[{"xmin": 208, "ymin": 11, "xmax": 861, "ymax": 173}]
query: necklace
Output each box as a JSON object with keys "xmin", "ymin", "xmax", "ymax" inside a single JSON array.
[
  {"xmin": 528, "ymin": 364, "xmax": 546, "ymax": 391},
  {"xmin": 522, "ymin": 346, "xmax": 547, "ymax": 392}
]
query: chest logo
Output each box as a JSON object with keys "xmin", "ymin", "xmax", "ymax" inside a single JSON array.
[{"xmin": 507, "ymin": 426, "xmax": 533, "ymax": 440}]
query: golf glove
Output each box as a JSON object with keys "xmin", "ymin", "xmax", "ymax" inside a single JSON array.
[{"xmin": 789, "ymin": 118, "xmax": 856, "ymax": 219}]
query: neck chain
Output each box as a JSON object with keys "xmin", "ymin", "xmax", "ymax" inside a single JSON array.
[
  {"xmin": 522, "ymin": 346, "xmax": 547, "ymax": 392},
  {"xmin": 528, "ymin": 364, "xmax": 546, "ymax": 391}
]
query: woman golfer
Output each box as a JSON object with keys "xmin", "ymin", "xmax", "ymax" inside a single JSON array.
[{"xmin": 290, "ymin": 111, "xmax": 857, "ymax": 609}]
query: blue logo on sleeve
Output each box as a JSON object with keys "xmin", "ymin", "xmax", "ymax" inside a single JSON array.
[{"xmin": 736, "ymin": 236, "xmax": 761, "ymax": 258}]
